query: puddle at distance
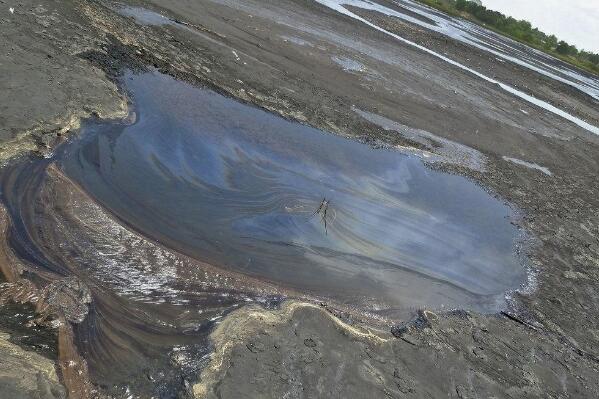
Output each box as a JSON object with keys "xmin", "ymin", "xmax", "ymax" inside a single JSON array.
[
  {"xmin": 281, "ymin": 35, "xmax": 314, "ymax": 47},
  {"xmin": 118, "ymin": 5, "xmax": 172, "ymax": 26},
  {"xmin": 61, "ymin": 72, "xmax": 526, "ymax": 313},
  {"xmin": 397, "ymin": 0, "xmax": 599, "ymax": 100},
  {"xmin": 354, "ymin": 108, "xmax": 486, "ymax": 171},
  {"xmin": 117, "ymin": 1, "xmax": 599, "ymax": 136},
  {"xmin": 332, "ymin": 55, "xmax": 365, "ymax": 71},
  {"xmin": 503, "ymin": 156, "xmax": 552, "ymax": 176},
  {"xmin": 313, "ymin": 0, "xmax": 599, "ymax": 136}
]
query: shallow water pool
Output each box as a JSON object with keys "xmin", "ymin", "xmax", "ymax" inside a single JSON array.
[{"xmin": 60, "ymin": 71, "xmax": 527, "ymax": 314}]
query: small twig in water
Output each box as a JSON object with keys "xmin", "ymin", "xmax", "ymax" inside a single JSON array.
[
  {"xmin": 311, "ymin": 197, "xmax": 330, "ymax": 235},
  {"xmin": 311, "ymin": 199, "xmax": 325, "ymax": 217}
]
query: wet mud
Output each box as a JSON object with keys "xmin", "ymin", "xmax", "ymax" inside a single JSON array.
[
  {"xmin": 1, "ymin": 158, "xmax": 282, "ymax": 396},
  {"xmin": 2, "ymin": 0, "xmax": 599, "ymax": 398},
  {"xmin": 0, "ymin": 70, "xmax": 529, "ymax": 396}
]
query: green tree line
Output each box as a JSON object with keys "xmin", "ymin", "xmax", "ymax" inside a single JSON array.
[{"xmin": 418, "ymin": 0, "xmax": 599, "ymax": 74}]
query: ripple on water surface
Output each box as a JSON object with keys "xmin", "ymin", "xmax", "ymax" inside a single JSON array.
[{"xmin": 60, "ymin": 71, "xmax": 528, "ymax": 315}]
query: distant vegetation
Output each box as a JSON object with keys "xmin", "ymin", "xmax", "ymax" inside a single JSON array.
[{"xmin": 416, "ymin": 0, "xmax": 599, "ymax": 75}]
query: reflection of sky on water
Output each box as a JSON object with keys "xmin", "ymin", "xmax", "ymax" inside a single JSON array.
[
  {"xmin": 118, "ymin": 5, "xmax": 172, "ymax": 26},
  {"xmin": 61, "ymin": 72, "xmax": 526, "ymax": 313}
]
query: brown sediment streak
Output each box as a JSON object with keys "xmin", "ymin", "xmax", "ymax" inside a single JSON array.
[
  {"xmin": 26, "ymin": 163, "xmax": 296, "ymax": 393},
  {"xmin": 0, "ymin": 203, "xmax": 94, "ymax": 399},
  {"xmin": 0, "ymin": 204, "xmax": 22, "ymax": 283},
  {"xmin": 0, "ymin": 204, "xmax": 44, "ymax": 321},
  {"xmin": 58, "ymin": 320, "xmax": 94, "ymax": 399}
]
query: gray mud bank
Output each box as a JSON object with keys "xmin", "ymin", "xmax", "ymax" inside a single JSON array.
[{"xmin": 1, "ymin": 0, "xmax": 599, "ymax": 398}]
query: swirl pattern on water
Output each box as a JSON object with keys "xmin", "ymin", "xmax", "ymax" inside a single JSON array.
[{"xmin": 60, "ymin": 72, "xmax": 527, "ymax": 314}]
